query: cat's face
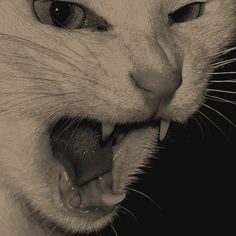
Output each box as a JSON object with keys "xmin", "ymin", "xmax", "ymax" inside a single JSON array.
[{"xmin": 0, "ymin": 0, "xmax": 235, "ymax": 234}]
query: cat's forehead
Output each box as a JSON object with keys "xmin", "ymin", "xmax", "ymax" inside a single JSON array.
[
  {"xmin": 73, "ymin": 0, "xmax": 196, "ymax": 6},
  {"xmin": 70, "ymin": 0, "xmax": 197, "ymax": 10},
  {"xmin": 30, "ymin": 0, "xmax": 202, "ymax": 13}
]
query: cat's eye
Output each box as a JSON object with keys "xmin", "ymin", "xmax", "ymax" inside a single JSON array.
[
  {"xmin": 169, "ymin": 2, "xmax": 204, "ymax": 24},
  {"xmin": 33, "ymin": 0, "xmax": 108, "ymax": 31}
]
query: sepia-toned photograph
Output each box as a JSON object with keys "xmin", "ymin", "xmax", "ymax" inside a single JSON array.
[{"xmin": 0, "ymin": 1, "xmax": 235, "ymax": 235}]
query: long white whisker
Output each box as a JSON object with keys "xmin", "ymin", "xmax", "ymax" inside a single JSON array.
[
  {"xmin": 209, "ymin": 72, "xmax": 236, "ymax": 75},
  {"xmin": 207, "ymin": 89, "xmax": 236, "ymax": 95},
  {"xmin": 195, "ymin": 112, "xmax": 210, "ymax": 132},
  {"xmin": 206, "ymin": 95, "xmax": 236, "ymax": 106},
  {"xmin": 203, "ymin": 104, "xmax": 236, "ymax": 127},
  {"xmin": 213, "ymin": 46, "xmax": 236, "ymax": 57},
  {"xmin": 210, "ymin": 80, "xmax": 236, "ymax": 83},
  {"xmin": 110, "ymin": 225, "xmax": 119, "ymax": 236},
  {"xmin": 127, "ymin": 187, "xmax": 161, "ymax": 209},
  {"xmin": 34, "ymin": 24, "xmax": 96, "ymax": 66},
  {"xmin": 212, "ymin": 58, "xmax": 236, "ymax": 68},
  {"xmin": 198, "ymin": 111, "xmax": 230, "ymax": 141},
  {"xmin": 119, "ymin": 205, "xmax": 138, "ymax": 222},
  {"xmin": 0, "ymin": 32, "xmax": 93, "ymax": 78},
  {"xmin": 192, "ymin": 116, "xmax": 205, "ymax": 138}
]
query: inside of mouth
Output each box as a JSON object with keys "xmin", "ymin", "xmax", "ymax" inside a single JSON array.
[
  {"xmin": 49, "ymin": 117, "xmax": 131, "ymax": 212},
  {"xmin": 48, "ymin": 116, "xmax": 161, "ymax": 211},
  {"xmin": 49, "ymin": 117, "xmax": 115, "ymax": 187},
  {"xmin": 49, "ymin": 116, "xmax": 160, "ymax": 189}
]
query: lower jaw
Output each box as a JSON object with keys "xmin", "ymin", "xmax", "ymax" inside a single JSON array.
[
  {"xmin": 47, "ymin": 116, "xmax": 162, "ymax": 225},
  {"xmin": 58, "ymin": 166, "xmax": 122, "ymax": 221}
]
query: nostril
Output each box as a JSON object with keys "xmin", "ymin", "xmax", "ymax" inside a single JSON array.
[
  {"xmin": 130, "ymin": 70, "xmax": 182, "ymax": 98},
  {"xmin": 129, "ymin": 72, "xmax": 153, "ymax": 93}
]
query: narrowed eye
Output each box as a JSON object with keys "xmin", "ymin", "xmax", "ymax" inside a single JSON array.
[
  {"xmin": 169, "ymin": 2, "xmax": 204, "ymax": 24},
  {"xmin": 33, "ymin": 0, "xmax": 108, "ymax": 31}
]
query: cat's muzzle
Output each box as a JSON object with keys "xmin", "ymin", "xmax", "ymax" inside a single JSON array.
[
  {"xmin": 49, "ymin": 117, "xmax": 131, "ymax": 217},
  {"xmin": 49, "ymin": 116, "xmax": 162, "ymax": 218}
]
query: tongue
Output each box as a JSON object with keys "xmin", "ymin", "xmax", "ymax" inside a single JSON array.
[{"xmin": 50, "ymin": 119, "xmax": 113, "ymax": 187}]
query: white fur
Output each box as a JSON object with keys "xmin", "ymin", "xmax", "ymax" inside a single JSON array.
[{"xmin": 0, "ymin": 0, "xmax": 235, "ymax": 235}]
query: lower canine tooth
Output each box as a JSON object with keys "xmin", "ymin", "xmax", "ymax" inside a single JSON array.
[
  {"xmin": 102, "ymin": 123, "xmax": 115, "ymax": 141},
  {"xmin": 116, "ymin": 133, "xmax": 125, "ymax": 145},
  {"xmin": 101, "ymin": 193, "xmax": 126, "ymax": 206},
  {"xmin": 159, "ymin": 120, "xmax": 171, "ymax": 141}
]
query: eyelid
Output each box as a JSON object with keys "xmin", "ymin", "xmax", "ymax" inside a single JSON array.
[{"xmin": 169, "ymin": 0, "xmax": 206, "ymax": 13}]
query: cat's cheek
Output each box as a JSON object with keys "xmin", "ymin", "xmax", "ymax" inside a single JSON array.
[{"xmin": 112, "ymin": 127, "xmax": 159, "ymax": 191}]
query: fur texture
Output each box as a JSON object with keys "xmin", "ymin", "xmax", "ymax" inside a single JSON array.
[{"xmin": 0, "ymin": 0, "xmax": 235, "ymax": 235}]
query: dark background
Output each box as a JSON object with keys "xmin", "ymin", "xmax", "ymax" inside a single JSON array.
[{"xmin": 84, "ymin": 49, "xmax": 236, "ymax": 235}]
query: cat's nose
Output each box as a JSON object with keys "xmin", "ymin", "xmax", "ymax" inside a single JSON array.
[{"xmin": 130, "ymin": 69, "xmax": 182, "ymax": 107}]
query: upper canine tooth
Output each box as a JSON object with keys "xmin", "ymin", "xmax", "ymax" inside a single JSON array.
[
  {"xmin": 159, "ymin": 119, "xmax": 171, "ymax": 141},
  {"xmin": 102, "ymin": 123, "xmax": 115, "ymax": 141}
]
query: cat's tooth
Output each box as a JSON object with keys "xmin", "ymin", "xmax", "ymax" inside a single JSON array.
[
  {"xmin": 102, "ymin": 123, "xmax": 115, "ymax": 141},
  {"xmin": 101, "ymin": 192, "xmax": 126, "ymax": 206},
  {"xmin": 159, "ymin": 120, "xmax": 171, "ymax": 141},
  {"xmin": 116, "ymin": 133, "xmax": 126, "ymax": 145}
]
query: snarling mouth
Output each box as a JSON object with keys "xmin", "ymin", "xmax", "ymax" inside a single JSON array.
[{"xmin": 49, "ymin": 116, "xmax": 170, "ymax": 217}]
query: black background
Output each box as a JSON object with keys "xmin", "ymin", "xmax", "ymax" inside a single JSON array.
[{"xmin": 82, "ymin": 49, "xmax": 236, "ymax": 235}]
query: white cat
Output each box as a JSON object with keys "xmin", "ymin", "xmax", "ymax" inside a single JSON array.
[{"xmin": 0, "ymin": 1, "xmax": 235, "ymax": 235}]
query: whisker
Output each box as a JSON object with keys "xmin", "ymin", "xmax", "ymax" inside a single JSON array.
[
  {"xmin": 209, "ymin": 72, "xmax": 236, "ymax": 75},
  {"xmin": 0, "ymin": 93, "xmax": 55, "ymax": 113},
  {"xmin": 57, "ymin": 117, "xmax": 82, "ymax": 137},
  {"xmin": 6, "ymin": 75, "xmax": 71, "ymax": 87},
  {"xmin": 0, "ymin": 33, "xmax": 93, "ymax": 79},
  {"xmin": 47, "ymin": 23, "xmax": 109, "ymax": 76},
  {"xmin": 206, "ymin": 95, "xmax": 236, "ymax": 106},
  {"xmin": 71, "ymin": 33, "xmax": 109, "ymax": 76},
  {"xmin": 0, "ymin": 54, "xmax": 91, "ymax": 83},
  {"xmin": 119, "ymin": 205, "xmax": 138, "ymax": 222},
  {"xmin": 58, "ymin": 125, "xmax": 78, "ymax": 161},
  {"xmin": 212, "ymin": 46, "xmax": 236, "ymax": 57},
  {"xmin": 126, "ymin": 187, "xmax": 161, "ymax": 210},
  {"xmin": 209, "ymin": 80, "xmax": 236, "ymax": 83},
  {"xmin": 202, "ymin": 104, "xmax": 236, "ymax": 127},
  {"xmin": 207, "ymin": 89, "xmax": 236, "ymax": 95},
  {"xmin": 0, "ymin": 52, "xmax": 61, "ymax": 71},
  {"xmin": 195, "ymin": 112, "xmax": 210, "ymax": 132},
  {"xmin": 110, "ymin": 225, "xmax": 119, "ymax": 236},
  {"xmin": 33, "ymin": 24, "xmax": 96, "ymax": 66},
  {"xmin": 191, "ymin": 115, "xmax": 205, "ymax": 139},
  {"xmin": 0, "ymin": 33, "xmax": 115, "ymax": 91},
  {"xmin": 212, "ymin": 58, "xmax": 236, "ymax": 68},
  {"xmin": 198, "ymin": 111, "xmax": 230, "ymax": 141}
]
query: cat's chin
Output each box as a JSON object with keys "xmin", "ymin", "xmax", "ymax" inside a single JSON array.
[
  {"xmin": 52, "ymin": 173, "xmax": 119, "ymax": 232},
  {"xmin": 47, "ymin": 167, "xmax": 120, "ymax": 234},
  {"xmin": 57, "ymin": 165, "xmax": 125, "ymax": 220}
]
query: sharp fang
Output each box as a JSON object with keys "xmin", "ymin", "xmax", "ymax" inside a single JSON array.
[
  {"xmin": 116, "ymin": 133, "xmax": 126, "ymax": 145},
  {"xmin": 159, "ymin": 120, "xmax": 171, "ymax": 141},
  {"xmin": 101, "ymin": 192, "xmax": 126, "ymax": 206},
  {"xmin": 102, "ymin": 123, "xmax": 115, "ymax": 141}
]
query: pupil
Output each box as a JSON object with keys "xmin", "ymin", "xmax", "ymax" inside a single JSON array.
[{"xmin": 51, "ymin": 2, "xmax": 71, "ymax": 27}]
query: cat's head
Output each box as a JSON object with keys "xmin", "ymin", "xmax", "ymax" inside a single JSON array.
[{"xmin": 0, "ymin": 0, "xmax": 235, "ymax": 234}]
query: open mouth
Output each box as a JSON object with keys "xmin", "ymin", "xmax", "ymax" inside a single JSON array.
[{"xmin": 49, "ymin": 116, "xmax": 170, "ymax": 218}]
